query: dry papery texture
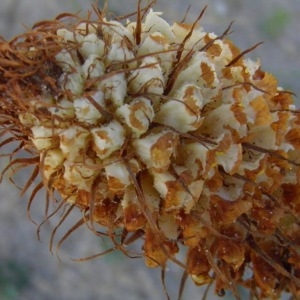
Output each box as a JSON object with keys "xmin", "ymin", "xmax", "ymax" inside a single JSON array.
[{"xmin": 0, "ymin": 1, "xmax": 300, "ymax": 299}]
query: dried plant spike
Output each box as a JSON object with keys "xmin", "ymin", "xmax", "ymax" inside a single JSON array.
[{"xmin": 0, "ymin": 2, "xmax": 300, "ymax": 299}]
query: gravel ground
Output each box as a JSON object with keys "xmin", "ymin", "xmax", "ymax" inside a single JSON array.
[{"xmin": 0, "ymin": 1, "xmax": 299, "ymax": 300}]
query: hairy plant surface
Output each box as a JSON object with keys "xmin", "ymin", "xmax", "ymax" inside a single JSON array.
[{"xmin": 0, "ymin": 1, "xmax": 299, "ymax": 299}]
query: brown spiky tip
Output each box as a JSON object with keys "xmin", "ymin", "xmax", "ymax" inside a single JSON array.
[{"xmin": 0, "ymin": 1, "xmax": 300, "ymax": 299}]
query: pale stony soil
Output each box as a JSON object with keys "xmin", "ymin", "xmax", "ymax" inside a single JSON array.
[{"xmin": 0, "ymin": 1, "xmax": 299, "ymax": 300}]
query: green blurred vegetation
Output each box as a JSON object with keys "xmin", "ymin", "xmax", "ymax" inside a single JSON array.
[
  {"xmin": 260, "ymin": 8, "xmax": 291, "ymax": 39},
  {"xmin": 0, "ymin": 259, "xmax": 30, "ymax": 300}
]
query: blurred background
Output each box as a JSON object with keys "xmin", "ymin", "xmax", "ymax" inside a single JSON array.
[{"xmin": 0, "ymin": 0, "xmax": 299, "ymax": 299}]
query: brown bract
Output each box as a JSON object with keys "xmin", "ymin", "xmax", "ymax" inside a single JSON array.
[{"xmin": 0, "ymin": 1, "xmax": 300, "ymax": 299}]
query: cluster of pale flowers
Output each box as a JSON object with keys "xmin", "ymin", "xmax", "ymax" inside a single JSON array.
[{"xmin": 2, "ymin": 6, "xmax": 300, "ymax": 299}]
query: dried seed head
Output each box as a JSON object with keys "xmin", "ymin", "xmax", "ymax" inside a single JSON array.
[{"xmin": 0, "ymin": 2, "xmax": 300, "ymax": 299}]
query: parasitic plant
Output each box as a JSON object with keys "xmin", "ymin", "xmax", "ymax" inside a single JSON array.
[{"xmin": 0, "ymin": 1, "xmax": 300, "ymax": 299}]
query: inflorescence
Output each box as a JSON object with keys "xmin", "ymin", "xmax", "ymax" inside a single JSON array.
[{"xmin": 0, "ymin": 1, "xmax": 299, "ymax": 299}]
